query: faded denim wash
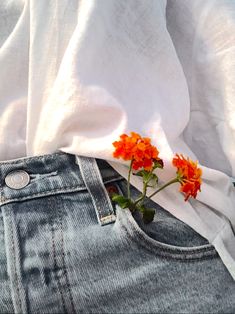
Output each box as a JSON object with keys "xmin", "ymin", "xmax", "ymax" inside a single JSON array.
[{"xmin": 0, "ymin": 151, "xmax": 235, "ymax": 313}]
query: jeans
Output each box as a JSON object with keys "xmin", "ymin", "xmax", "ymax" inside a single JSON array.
[{"xmin": 0, "ymin": 151, "xmax": 234, "ymax": 313}]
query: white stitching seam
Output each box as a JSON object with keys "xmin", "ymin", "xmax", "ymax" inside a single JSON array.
[{"xmin": 1, "ymin": 177, "xmax": 126, "ymax": 205}]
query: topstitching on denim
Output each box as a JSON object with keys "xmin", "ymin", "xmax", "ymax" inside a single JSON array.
[
  {"xmin": 50, "ymin": 195, "xmax": 76, "ymax": 314},
  {"xmin": 0, "ymin": 151, "xmax": 235, "ymax": 314},
  {"xmin": 75, "ymin": 155, "xmax": 117, "ymax": 225},
  {"xmin": 113, "ymin": 179, "xmax": 218, "ymax": 260},
  {"xmin": 1, "ymin": 207, "xmax": 28, "ymax": 313},
  {"xmin": 0, "ymin": 153, "xmax": 123, "ymax": 205},
  {"xmin": 116, "ymin": 206, "xmax": 218, "ymax": 260}
]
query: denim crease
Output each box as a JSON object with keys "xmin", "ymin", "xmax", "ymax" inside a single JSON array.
[{"xmin": 0, "ymin": 151, "xmax": 234, "ymax": 313}]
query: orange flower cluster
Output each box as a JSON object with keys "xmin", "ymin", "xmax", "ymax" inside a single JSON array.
[
  {"xmin": 172, "ymin": 154, "xmax": 202, "ymax": 201},
  {"xmin": 112, "ymin": 132, "xmax": 161, "ymax": 171}
]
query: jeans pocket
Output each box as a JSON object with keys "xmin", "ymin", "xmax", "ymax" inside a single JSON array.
[{"xmin": 114, "ymin": 179, "xmax": 217, "ymax": 261}]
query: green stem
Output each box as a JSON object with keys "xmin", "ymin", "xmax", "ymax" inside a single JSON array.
[
  {"xmin": 133, "ymin": 181, "xmax": 148, "ymax": 206},
  {"xmin": 127, "ymin": 158, "xmax": 134, "ymax": 199},
  {"xmin": 148, "ymin": 177, "xmax": 179, "ymax": 199},
  {"xmin": 133, "ymin": 167, "xmax": 155, "ymax": 207}
]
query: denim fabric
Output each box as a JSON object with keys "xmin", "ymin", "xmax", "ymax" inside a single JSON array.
[{"xmin": 0, "ymin": 151, "xmax": 235, "ymax": 314}]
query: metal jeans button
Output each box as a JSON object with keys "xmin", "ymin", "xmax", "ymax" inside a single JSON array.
[{"xmin": 5, "ymin": 170, "xmax": 30, "ymax": 190}]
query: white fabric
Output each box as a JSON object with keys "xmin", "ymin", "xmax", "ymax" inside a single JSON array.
[{"xmin": 0, "ymin": 0, "xmax": 235, "ymax": 279}]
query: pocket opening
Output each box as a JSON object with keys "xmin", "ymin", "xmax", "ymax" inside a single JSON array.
[{"xmin": 114, "ymin": 180, "xmax": 217, "ymax": 260}]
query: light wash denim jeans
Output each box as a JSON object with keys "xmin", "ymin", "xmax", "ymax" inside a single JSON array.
[{"xmin": 0, "ymin": 151, "xmax": 235, "ymax": 313}]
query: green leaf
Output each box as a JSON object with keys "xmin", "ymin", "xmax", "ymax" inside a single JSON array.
[
  {"xmin": 133, "ymin": 169, "xmax": 152, "ymax": 182},
  {"xmin": 136, "ymin": 204, "xmax": 145, "ymax": 213},
  {"xmin": 147, "ymin": 173, "xmax": 158, "ymax": 188},
  {"xmin": 137, "ymin": 205, "xmax": 155, "ymax": 224},
  {"xmin": 110, "ymin": 193, "xmax": 120, "ymax": 199},
  {"xmin": 143, "ymin": 172, "xmax": 151, "ymax": 183},
  {"xmin": 133, "ymin": 169, "xmax": 159, "ymax": 187},
  {"xmin": 153, "ymin": 159, "xmax": 164, "ymax": 169},
  {"xmin": 112, "ymin": 194, "xmax": 131, "ymax": 209},
  {"xmin": 134, "ymin": 170, "xmax": 145, "ymax": 177}
]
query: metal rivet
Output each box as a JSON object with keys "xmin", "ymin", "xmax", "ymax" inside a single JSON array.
[{"xmin": 5, "ymin": 170, "xmax": 30, "ymax": 190}]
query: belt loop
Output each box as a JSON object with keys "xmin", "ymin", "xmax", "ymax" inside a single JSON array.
[{"xmin": 75, "ymin": 155, "xmax": 116, "ymax": 226}]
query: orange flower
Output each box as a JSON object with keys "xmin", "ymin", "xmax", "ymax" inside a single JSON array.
[
  {"xmin": 172, "ymin": 154, "xmax": 202, "ymax": 201},
  {"xmin": 113, "ymin": 132, "xmax": 162, "ymax": 171}
]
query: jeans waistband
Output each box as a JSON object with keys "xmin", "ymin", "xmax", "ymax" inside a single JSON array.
[{"xmin": 0, "ymin": 151, "xmax": 123, "ymax": 206}]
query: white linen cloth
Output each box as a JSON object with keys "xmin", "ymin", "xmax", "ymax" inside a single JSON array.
[{"xmin": 0, "ymin": 0, "xmax": 235, "ymax": 279}]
